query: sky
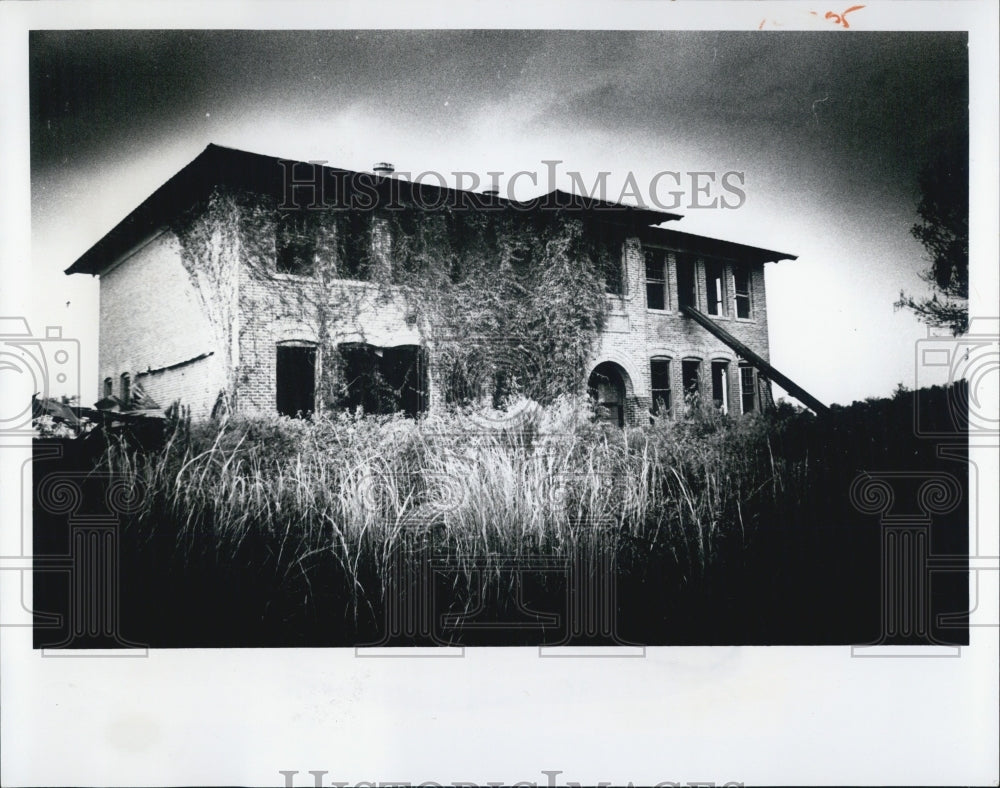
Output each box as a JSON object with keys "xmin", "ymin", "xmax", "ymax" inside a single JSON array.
[{"xmin": 26, "ymin": 28, "xmax": 971, "ymax": 407}]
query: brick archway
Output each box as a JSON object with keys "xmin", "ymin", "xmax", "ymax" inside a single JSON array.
[{"xmin": 587, "ymin": 361, "xmax": 632, "ymax": 427}]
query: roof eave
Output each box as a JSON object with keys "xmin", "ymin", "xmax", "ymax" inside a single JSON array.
[
  {"xmin": 64, "ymin": 143, "xmax": 225, "ymax": 276},
  {"xmin": 640, "ymin": 225, "xmax": 797, "ymax": 265}
]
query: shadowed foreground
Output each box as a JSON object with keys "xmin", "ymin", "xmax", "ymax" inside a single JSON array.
[{"xmin": 33, "ymin": 386, "xmax": 969, "ymax": 648}]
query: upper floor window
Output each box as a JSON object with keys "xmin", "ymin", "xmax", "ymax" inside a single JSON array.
[
  {"xmin": 734, "ymin": 267, "xmax": 752, "ymax": 319},
  {"xmin": 337, "ymin": 211, "xmax": 373, "ymax": 281},
  {"xmin": 645, "ymin": 248, "xmax": 669, "ymax": 310},
  {"xmin": 650, "ymin": 357, "xmax": 672, "ymax": 415},
  {"xmin": 705, "ymin": 260, "xmax": 726, "ymax": 316},
  {"xmin": 103, "ymin": 377, "xmax": 113, "ymax": 398},
  {"xmin": 276, "ymin": 209, "xmax": 315, "ymax": 274},
  {"xmin": 585, "ymin": 222, "xmax": 625, "ymax": 296},
  {"xmin": 676, "ymin": 254, "xmax": 696, "ymax": 310}
]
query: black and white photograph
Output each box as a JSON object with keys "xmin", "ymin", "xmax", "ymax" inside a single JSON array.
[{"xmin": 1, "ymin": 1, "xmax": 997, "ymax": 786}]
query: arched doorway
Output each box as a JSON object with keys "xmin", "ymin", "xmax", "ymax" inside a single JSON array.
[{"xmin": 588, "ymin": 361, "xmax": 630, "ymax": 427}]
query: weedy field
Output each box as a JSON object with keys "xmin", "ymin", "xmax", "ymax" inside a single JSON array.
[{"xmin": 34, "ymin": 385, "xmax": 969, "ymax": 647}]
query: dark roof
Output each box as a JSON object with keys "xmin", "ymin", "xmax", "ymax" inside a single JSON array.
[
  {"xmin": 640, "ymin": 225, "xmax": 797, "ymax": 265},
  {"xmin": 64, "ymin": 144, "xmax": 685, "ymax": 276}
]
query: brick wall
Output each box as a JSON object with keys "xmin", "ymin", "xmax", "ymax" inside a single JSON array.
[
  {"xmin": 236, "ymin": 264, "xmax": 425, "ymax": 415},
  {"xmin": 101, "ymin": 198, "xmax": 777, "ymax": 422},
  {"xmin": 593, "ymin": 237, "xmax": 771, "ymax": 422},
  {"xmin": 98, "ymin": 231, "xmax": 227, "ymax": 417}
]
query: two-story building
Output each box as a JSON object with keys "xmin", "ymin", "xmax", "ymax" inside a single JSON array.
[{"xmin": 65, "ymin": 144, "xmax": 820, "ymax": 424}]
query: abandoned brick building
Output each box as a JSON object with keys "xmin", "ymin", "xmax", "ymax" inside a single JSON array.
[{"xmin": 66, "ymin": 144, "xmax": 823, "ymax": 424}]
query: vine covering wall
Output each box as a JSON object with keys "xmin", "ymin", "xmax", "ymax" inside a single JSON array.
[{"xmin": 172, "ymin": 186, "xmax": 619, "ymax": 414}]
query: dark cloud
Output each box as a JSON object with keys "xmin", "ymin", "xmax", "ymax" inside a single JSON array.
[
  {"xmin": 524, "ymin": 32, "xmax": 966, "ymax": 194},
  {"xmin": 31, "ymin": 31, "xmax": 965, "ymax": 186},
  {"xmin": 30, "ymin": 30, "xmax": 548, "ymax": 168}
]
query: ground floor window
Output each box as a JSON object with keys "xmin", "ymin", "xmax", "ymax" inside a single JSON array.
[
  {"xmin": 650, "ymin": 357, "xmax": 671, "ymax": 416},
  {"xmin": 681, "ymin": 358, "xmax": 701, "ymax": 398},
  {"xmin": 276, "ymin": 345, "xmax": 317, "ymax": 417},
  {"xmin": 740, "ymin": 363, "xmax": 756, "ymax": 413},
  {"xmin": 711, "ymin": 360, "xmax": 729, "ymax": 413},
  {"xmin": 337, "ymin": 343, "xmax": 427, "ymax": 417},
  {"xmin": 120, "ymin": 373, "xmax": 131, "ymax": 409}
]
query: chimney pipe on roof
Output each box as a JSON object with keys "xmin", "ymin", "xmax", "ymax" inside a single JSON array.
[{"xmin": 373, "ymin": 162, "xmax": 395, "ymax": 176}]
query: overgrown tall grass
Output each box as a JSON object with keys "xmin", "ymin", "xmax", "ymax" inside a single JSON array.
[{"xmin": 92, "ymin": 386, "xmax": 968, "ymax": 646}]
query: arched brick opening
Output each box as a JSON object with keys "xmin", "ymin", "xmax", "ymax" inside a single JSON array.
[{"xmin": 588, "ymin": 361, "xmax": 632, "ymax": 427}]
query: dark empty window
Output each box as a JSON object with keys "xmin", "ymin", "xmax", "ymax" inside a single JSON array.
[
  {"xmin": 380, "ymin": 345, "xmax": 428, "ymax": 416},
  {"xmin": 740, "ymin": 364, "xmax": 756, "ymax": 413},
  {"xmin": 676, "ymin": 255, "xmax": 696, "ymax": 310},
  {"xmin": 276, "ymin": 345, "xmax": 316, "ymax": 417},
  {"xmin": 711, "ymin": 360, "xmax": 729, "ymax": 413},
  {"xmin": 103, "ymin": 377, "xmax": 113, "ymax": 398},
  {"xmin": 337, "ymin": 211, "xmax": 373, "ymax": 280},
  {"xmin": 337, "ymin": 343, "xmax": 427, "ymax": 417},
  {"xmin": 734, "ymin": 268, "xmax": 751, "ymax": 319},
  {"xmin": 586, "ymin": 223, "xmax": 625, "ymax": 296},
  {"xmin": 277, "ymin": 210, "xmax": 315, "ymax": 274},
  {"xmin": 645, "ymin": 248, "xmax": 668, "ymax": 310},
  {"xmin": 120, "ymin": 373, "xmax": 131, "ymax": 409},
  {"xmin": 682, "ymin": 359, "xmax": 701, "ymax": 397},
  {"xmin": 650, "ymin": 358, "xmax": 671, "ymax": 416},
  {"xmin": 705, "ymin": 260, "xmax": 726, "ymax": 316}
]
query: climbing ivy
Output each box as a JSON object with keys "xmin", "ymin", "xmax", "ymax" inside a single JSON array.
[
  {"xmin": 385, "ymin": 207, "xmax": 613, "ymax": 406},
  {"xmin": 172, "ymin": 186, "xmax": 615, "ymax": 413}
]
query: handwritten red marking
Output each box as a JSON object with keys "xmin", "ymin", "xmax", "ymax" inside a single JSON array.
[
  {"xmin": 761, "ymin": 5, "xmax": 863, "ymax": 30},
  {"xmin": 825, "ymin": 4, "xmax": 865, "ymax": 28}
]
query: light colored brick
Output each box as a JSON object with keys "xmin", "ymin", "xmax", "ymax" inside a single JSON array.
[{"xmin": 96, "ymin": 195, "xmax": 775, "ymax": 421}]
